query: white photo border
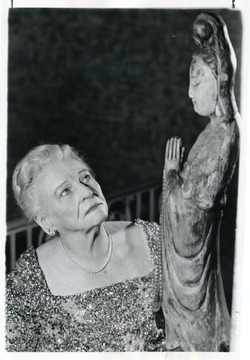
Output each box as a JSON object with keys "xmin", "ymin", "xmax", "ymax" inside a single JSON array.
[{"xmin": 1, "ymin": 1, "xmax": 249, "ymax": 360}]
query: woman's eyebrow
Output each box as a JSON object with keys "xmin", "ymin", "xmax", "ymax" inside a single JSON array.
[
  {"xmin": 54, "ymin": 180, "xmax": 68, "ymax": 195},
  {"xmin": 54, "ymin": 169, "xmax": 89, "ymax": 195},
  {"xmin": 78, "ymin": 169, "xmax": 88, "ymax": 175}
]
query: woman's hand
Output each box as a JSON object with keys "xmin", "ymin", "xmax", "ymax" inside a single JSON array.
[{"xmin": 165, "ymin": 137, "xmax": 185, "ymax": 173}]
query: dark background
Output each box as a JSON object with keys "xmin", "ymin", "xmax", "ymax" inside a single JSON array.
[{"xmin": 7, "ymin": 8, "xmax": 242, "ymax": 312}]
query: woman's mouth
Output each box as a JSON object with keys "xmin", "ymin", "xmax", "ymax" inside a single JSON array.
[{"xmin": 85, "ymin": 203, "xmax": 101, "ymax": 215}]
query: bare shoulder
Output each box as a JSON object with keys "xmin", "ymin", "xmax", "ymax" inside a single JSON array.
[
  {"xmin": 105, "ymin": 221, "xmax": 152, "ymax": 272},
  {"xmin": 104, "ymin": 220, "xmax": 148, "ymax": 250},
  {"xmin": 36, "ymin": 237, "xmax": 59, "ymax": 264}
]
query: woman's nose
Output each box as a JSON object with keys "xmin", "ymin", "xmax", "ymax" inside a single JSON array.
[{"xmin": 78, "ymin": 183, "xmax": 93, "ymax": 200}]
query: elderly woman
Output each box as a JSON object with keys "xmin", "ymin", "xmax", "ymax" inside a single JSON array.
[{"xmin": 6, "ymin": 144, "xmax": 165, "ymax": 352}]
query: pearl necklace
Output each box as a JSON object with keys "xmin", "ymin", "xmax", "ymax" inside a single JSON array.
[{"xmin": 58, "ymin": 225, "xmax": 113, "ymax": 274}]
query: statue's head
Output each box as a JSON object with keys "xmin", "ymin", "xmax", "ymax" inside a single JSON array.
[
  {"xmin": 188, "ymin": 50, "xmax": 218, "ymax": 117},
  {"xmin": 188, "ymin": 13, "xmax": 237, "ymax": 119}
]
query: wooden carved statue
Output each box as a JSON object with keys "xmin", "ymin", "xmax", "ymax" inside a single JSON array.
[{"xmin": 161, "ymin": 13, "xmax": 240, "ymax": 351}]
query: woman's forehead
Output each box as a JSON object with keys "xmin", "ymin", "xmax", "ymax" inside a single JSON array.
[
  {"xmin": 39, "ymin": 158, "xmax": 88, "ymax": 179},
  {"xmin": 64, "ymin": 157, "xmax": 88, "ymax": 169}
]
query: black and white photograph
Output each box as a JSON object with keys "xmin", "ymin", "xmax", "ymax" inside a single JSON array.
[{"xmin": 1, "ymin": 0, "xmax": 250, "ymax": 358}]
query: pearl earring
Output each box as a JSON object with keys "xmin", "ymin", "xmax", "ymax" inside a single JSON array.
[{"xmin": 49, "ymin": 229, "xmax": 56, "ymax": 236}]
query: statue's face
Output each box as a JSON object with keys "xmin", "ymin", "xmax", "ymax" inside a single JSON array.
[{"xmin": 188, "ymin": 56, "xmax": 218, "ymax": 117}]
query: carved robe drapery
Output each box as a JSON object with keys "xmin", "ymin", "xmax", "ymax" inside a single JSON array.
[{"xmin": 161, "ymin": 115, "xmax": 239, "ymax": 351}]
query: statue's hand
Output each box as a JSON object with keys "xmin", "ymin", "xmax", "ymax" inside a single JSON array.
[{"xmin": 165, "ymin": 137, "xmax": 185, "ymax": 173}]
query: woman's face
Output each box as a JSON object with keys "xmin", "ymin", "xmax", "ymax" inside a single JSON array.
[
  {"xmin": 35, "ymin": 158, "xmax": 108, "ymax": 235},
  {"xmin": 188, "ymin": 56, "xmax": 218, "ymax": 117}
]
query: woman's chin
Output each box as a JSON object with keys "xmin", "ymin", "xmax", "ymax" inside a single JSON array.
[{"xmin": 89, "ymin": 205, "xmax": 109, "ymax": 224}]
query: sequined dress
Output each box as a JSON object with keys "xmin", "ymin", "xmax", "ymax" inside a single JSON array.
[{"xmin": 6, "ymin": 220, "xmax": 166, "ymax": 352}]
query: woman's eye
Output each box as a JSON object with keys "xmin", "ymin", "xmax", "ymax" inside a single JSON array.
[
  {"xmin": 61, "ymin": 188, "xmax": 71, "ymax": 197},
  {"xmin": 80, "ymin": 173, "xmax": 92, "ymax": 184}
]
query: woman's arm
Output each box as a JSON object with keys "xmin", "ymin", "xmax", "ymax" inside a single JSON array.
[{"xmin": 6, "ymin": 263, "xmax": 41, "ymax": 351}]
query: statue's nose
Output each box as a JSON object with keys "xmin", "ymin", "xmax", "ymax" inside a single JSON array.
[{"xmin": 188, "ymin": 84, "xmax": 193, "ymax": 99}]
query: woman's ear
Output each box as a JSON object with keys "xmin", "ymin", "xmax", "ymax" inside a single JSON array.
[{"xmin": 34, "ymin": 216, "xmax": 56, "ymax": 236}]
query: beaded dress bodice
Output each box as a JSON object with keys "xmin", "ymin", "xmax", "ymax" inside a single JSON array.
[{"xmin": 6, "ymin": 220, "xmax": 166, "ymax": 352}]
